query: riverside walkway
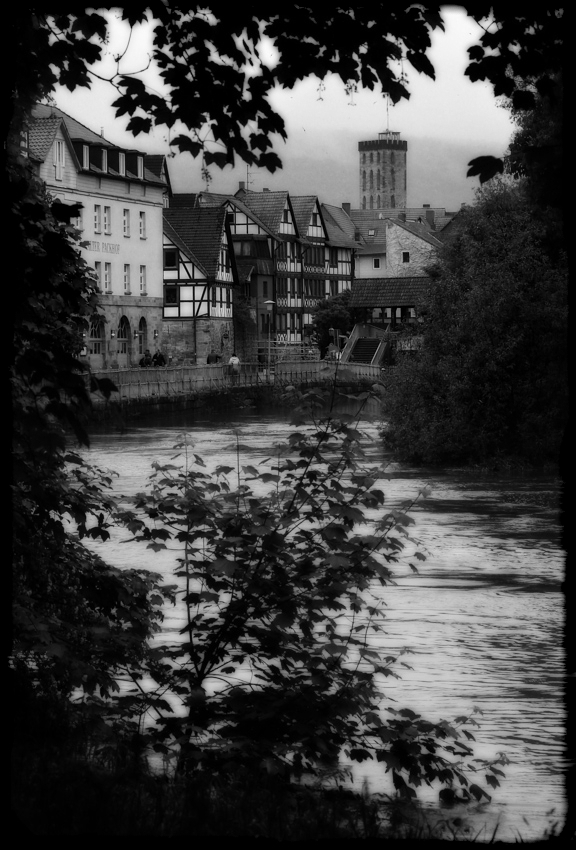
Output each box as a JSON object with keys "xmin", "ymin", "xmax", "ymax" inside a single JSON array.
[{"xmin": 88, "ymin": 360, "xmax": 383, "ymax": 409}]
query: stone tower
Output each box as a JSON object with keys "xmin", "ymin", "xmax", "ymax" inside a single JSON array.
[{"xmin": 358, "ymin": 130, "xmax": 407, "ymax": 210}]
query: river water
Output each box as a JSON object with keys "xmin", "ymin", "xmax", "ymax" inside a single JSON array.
[{"xmin": 81, "ymin": 402, "xmax": 567, "ymax": 841}]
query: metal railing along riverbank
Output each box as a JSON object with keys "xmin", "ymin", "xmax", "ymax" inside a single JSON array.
[{"xmin": 88, "ymin": 361, "xmax": 383, "ymax": 403}]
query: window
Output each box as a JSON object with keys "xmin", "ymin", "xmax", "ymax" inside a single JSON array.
[
  {"xmin": 137, "ymin": 156, "xmax": 144, "ymax": 179},
  {"xmin": 104, "ymin": 263, "xmax": 112, "ymax": 292},
  {"xmin": 262, "ymin": 280, "xmax": 268, "ymax": 298},
  {"xmin": 123, "ymin": 264, "xmax": 131, "ymax": 294},
  {"xmin": 104, "ymin": 206, "xmax": 111, "ymax": 234},
  {"xmin": 373, "ymin": 258, "xmax": 380, "ymax": 269},
  {"xmin": 368, "ymin": 229, "xmax": 375, "ymax": 237},
  {"xmin": 123, "ymin": 209, "xmax": 130, "ymax": 237},
  {"xmin": 54, "ymin": 140, "xmax": 65, "ymax": 180},
  {"xmin": 139, "ymin": 265, "xmax": 147, "ymax": 294},
  {"xmin": 94, "ymin": 261, "xmax": 102, "ymax": 288},
  {"xmin": 88, "ymin": 320, "xmax": 103, "ymax": 355},
  {"xmin": 139, "ymin": 211, "xmax": 146, "ymax": 238},
  {"xmin": 282, "ymin": 208, "xmax": 289, "ymax": 223},
  {"xmin": 211, "ymin": 287, "xmax": 217, "ymax": 307},
  {"xmin": 226, "ymin": 288, "xmax": 231, "ymax": 307},
  {"xmin": 164, "ymin": 285, "xmax": 178, "ymax": 305},
  {"xmin": 402, "ymin": 251, "xmax": 410, "ymax": 263},
  {"xmin": 118, "ymin": 152, "xmax": 126, "ymax": 175},
  {"xmin": 82, "ymin": 145, "xmax": 89, "ymax": 168},
  {"xmin": 312, "ymin": 212, "xmax": 319, "ymax": 227},
  {"xmin": 164, "ymin": 248, "xmax": 177, "ymax": 269},
  {"xmin": 94, "ymin": 204, "xmax": 101, "ymax": 233},
  {"xmin": 117, "ymin": 317, "xmax": 129, "ymax": 354},
  {"xmin": 329, "ymin": 247, "xmax": 338, "ymax": 267},
  {"xmin": 101, "ymin": 149, "xmax": 108, "ymax": 172}
]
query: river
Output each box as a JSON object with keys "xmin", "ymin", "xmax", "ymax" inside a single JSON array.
[{"xmin": 81, "ymin": 402, "xmax": 567, "ymax": 841}]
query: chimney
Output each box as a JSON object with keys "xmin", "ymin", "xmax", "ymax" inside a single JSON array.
[
  {"xmin": 238, "ymin": 181, "xmax": 245, "ymax": 191},
  {"xmin": 425, "ymin": 209, "xmax": 436, "ymax": 229},
  {"xmin": 423, "ymin": 203, "xmax": 430, "ymax": 208},
  {"xmin": 263, "ymin": 187, "xmax": 270, "ymax": 192},
  {"xmin": 342, "ymin": 202, "xmax": 351, "ymax": 216}
]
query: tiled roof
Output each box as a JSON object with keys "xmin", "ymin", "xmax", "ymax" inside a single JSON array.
[
  {"xmin": 321, "ymin": 203, "xmax": 358, "ymax": 245},
  {"xmin": 163, "ymin": 218, "xmax": 208, "ymax": 276},
  {"xmin": 30, "ymin": 103, "xmax": 166, "ymax": 186},
  {"xmin": 164, "ymin": 206, "xmax": 226, "ymax": 279},
  {"xmin": 237, "ymin": 190, "xmax": 292, "ymax": 234},
  {"xmin": 356, "ymin": 241, "xmax": 387, "ymax": 255},
  {"xmin": 32, "ymin": 103, "xmax": 115, "ymax": 147},
  {"xmin": 351, "ymin": 277, "xmax": 431, "ymax": 308},
  {"xmin": 393, "ymin": 218, "xmax": 443, "ymax": 248},
  {"xmin": 170, "ymin": 193, "xmax": 199, "ymax": 208},
  {"xmin": 27, "ymin": 116, "xmax": 62, "ymax": 161},
  {"xmin": 290, "ymin": 195, "xmax": 319, "ymax": 239}
]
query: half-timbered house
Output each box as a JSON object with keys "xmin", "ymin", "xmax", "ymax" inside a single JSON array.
[{"xmin": 162, "ymin": 204, "xmax": 239, "ymax": 363}]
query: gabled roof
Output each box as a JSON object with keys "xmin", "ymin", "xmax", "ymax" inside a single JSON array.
[
  {"xmin": 350, "ymin": 277, "xmax": 431, "ymax": 308},
  {"xmin": 163, "ymin": 218, "xmax": 208, "ymax": 276},
  {"xmin": 356, "ymin": 241, "xmax": 387, "ymax": 255},
  {"xmin": 145, "ymin": 154, "xmax": 172, "ymax": 193},
  {"xmin": 321, "ymin": 203, "xmax": 358, "ymax": 246},
  {"xmin": 173, "ymin": 191, "xmax": 277, "ymax": 240},
  {"xmin": 163, "ymin": 206, "xmax": 227, "ymax": 279},
  {"xmin": 236, "ymin": 189, "xmax": 296, "ymax": 235},
  {"xmin": 29, "ymin": 103, "xmax": 166, "ymax": 186},
  {"xmin": 392, "ymin": 218, "xmax": 443, "ymax": 249},
  {"xmin": 32, "ymin": 103, "xmax": 115, "ymax": 147},
  {"xmin": 289, "ymin": 195, "xmax": 324, "ymax": 241}
]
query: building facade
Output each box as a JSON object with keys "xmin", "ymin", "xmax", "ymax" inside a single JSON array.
[
  {"xmin": 358, "ymin": 130, "xmax": 407, "ymax": 210},
  {"xmin": 27, "ymin": 103, "xmax": 167, "ymax": 369}
]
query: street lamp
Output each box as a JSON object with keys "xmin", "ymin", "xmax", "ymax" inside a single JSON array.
[{"xmin": 264, "ymin": 300, "xmax": 275, "ymax": 382}]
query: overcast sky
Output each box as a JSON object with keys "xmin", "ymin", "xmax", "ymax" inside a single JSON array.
[{"xmin": 53, "ymin": 6, "xmax": 516, "ymax": 211}]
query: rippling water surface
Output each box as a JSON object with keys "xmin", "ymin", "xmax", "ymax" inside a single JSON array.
[{"xmin": 82, "ymin": 404, "xmax": 566, "ymax": 841}]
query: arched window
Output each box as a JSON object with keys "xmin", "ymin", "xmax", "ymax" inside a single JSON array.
[
  {"xmin": 362, "ymin": 170, "xmax": 366, "ymax": 190},
  {"xmin": 88, "ymin": 318, "xmax": 103, "ymax": 354},
  {"xmin": 369, "ymin": 170, "xmax": 374, "ymax": 188},
  {"xmin": 369, "ymin": 196, "xmax": 374, "ymax": 210},
  {"xmin": 117, "ymin": 316, "xmax": 130, "ymax": 355},
  {"xmin": 376, "ymin": 170, "xmax": 381, "ymax": 190},
  {"xmin": 138, "ymin": 317, "xmax": 147, "ymax": 355},
  {"xmin": 362, "ymin": 196, "xmax": 366, "ymax": 210},
  {"xmin": 376, "ymin": 152, "xmax": 380, "ymax": 163},
  {"xmin": 391, "ymin": 194, "xmax": 396, "ymax": 209},
  {"xmin": 362, "ymin": 153, "xmax": 366, "ymax": 164},
  {"xmin": 370, "ymin": 152, "xmax": 373, "ymax": 163},
  {"xmin": 377, "ymin": 195, "xmax": 381, "ymax": 208}
]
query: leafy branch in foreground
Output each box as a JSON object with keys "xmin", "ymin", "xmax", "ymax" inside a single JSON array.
[{"xmin": 118, "ymin": 388, "xmax": 504, "ymax": 802}]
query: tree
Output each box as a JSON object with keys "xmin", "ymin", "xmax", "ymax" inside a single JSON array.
[
  {"xmin": 381, "ymin": 179, "xmax": 567, "ymax": 465},
  {"xmin": 7, "ymin": 7, "xmax": 564, "ymax": 180},
  {"xmin": 116, "ymin": 389, "xmax": 505, "ymax": 801},
  {"xmin": 311, "ymin": 290, "xmax": 363, "ymax": 359}
]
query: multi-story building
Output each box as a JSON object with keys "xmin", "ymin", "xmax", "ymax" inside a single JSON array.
[
  {"xmin": 236, "ymin": 187, "xmax": 357, "ymax": 345},
  {"xmin": 26, "ymin": 103, "xmax": 168, "ymax": 369}
]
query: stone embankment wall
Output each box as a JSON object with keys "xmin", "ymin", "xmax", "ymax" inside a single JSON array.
[{"xmin": 87, "ymin": 361, "xmax": 383, "ymax": 421}]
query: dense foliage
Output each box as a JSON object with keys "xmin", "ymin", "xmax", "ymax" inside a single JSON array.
[
  {"xmin": 311, "ymin": 290, "xmax": 363, "ymax": 359},
  {"xmin": 7, "ymin": 7, "xmax": 564, "ymax": 180},
  {"xmin": 381, "ymin": 179, "xmax": 567, "ymax": 465}
]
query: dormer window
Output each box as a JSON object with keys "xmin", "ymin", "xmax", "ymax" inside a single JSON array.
[
  {"xmin": 82, "ymin": 145, "xmax": 89, "ymax": 168},
  {"xmin": 368, "ymin": 229, "xmax": 375, "ymax": 236},
  {"xmin": 137, "ymin": 156, "xmax": 143, "ymax": 179},
  {"xmin": 118, "ymin": 152, "xmax": 126, "ymax": 175},
  {"xmin": 101, "ymin": 149, "xmax": 108, "ymax": 172}
]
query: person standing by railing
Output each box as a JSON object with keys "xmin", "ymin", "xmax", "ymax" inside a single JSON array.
[{"xmin": 228, "ymin": 352, "xmax": 240, "ymax": 383}]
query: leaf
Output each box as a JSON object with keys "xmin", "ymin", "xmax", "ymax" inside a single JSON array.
[{"xmin": 466, "ymin": 156, "xmax": 504, "ymax": 183}]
